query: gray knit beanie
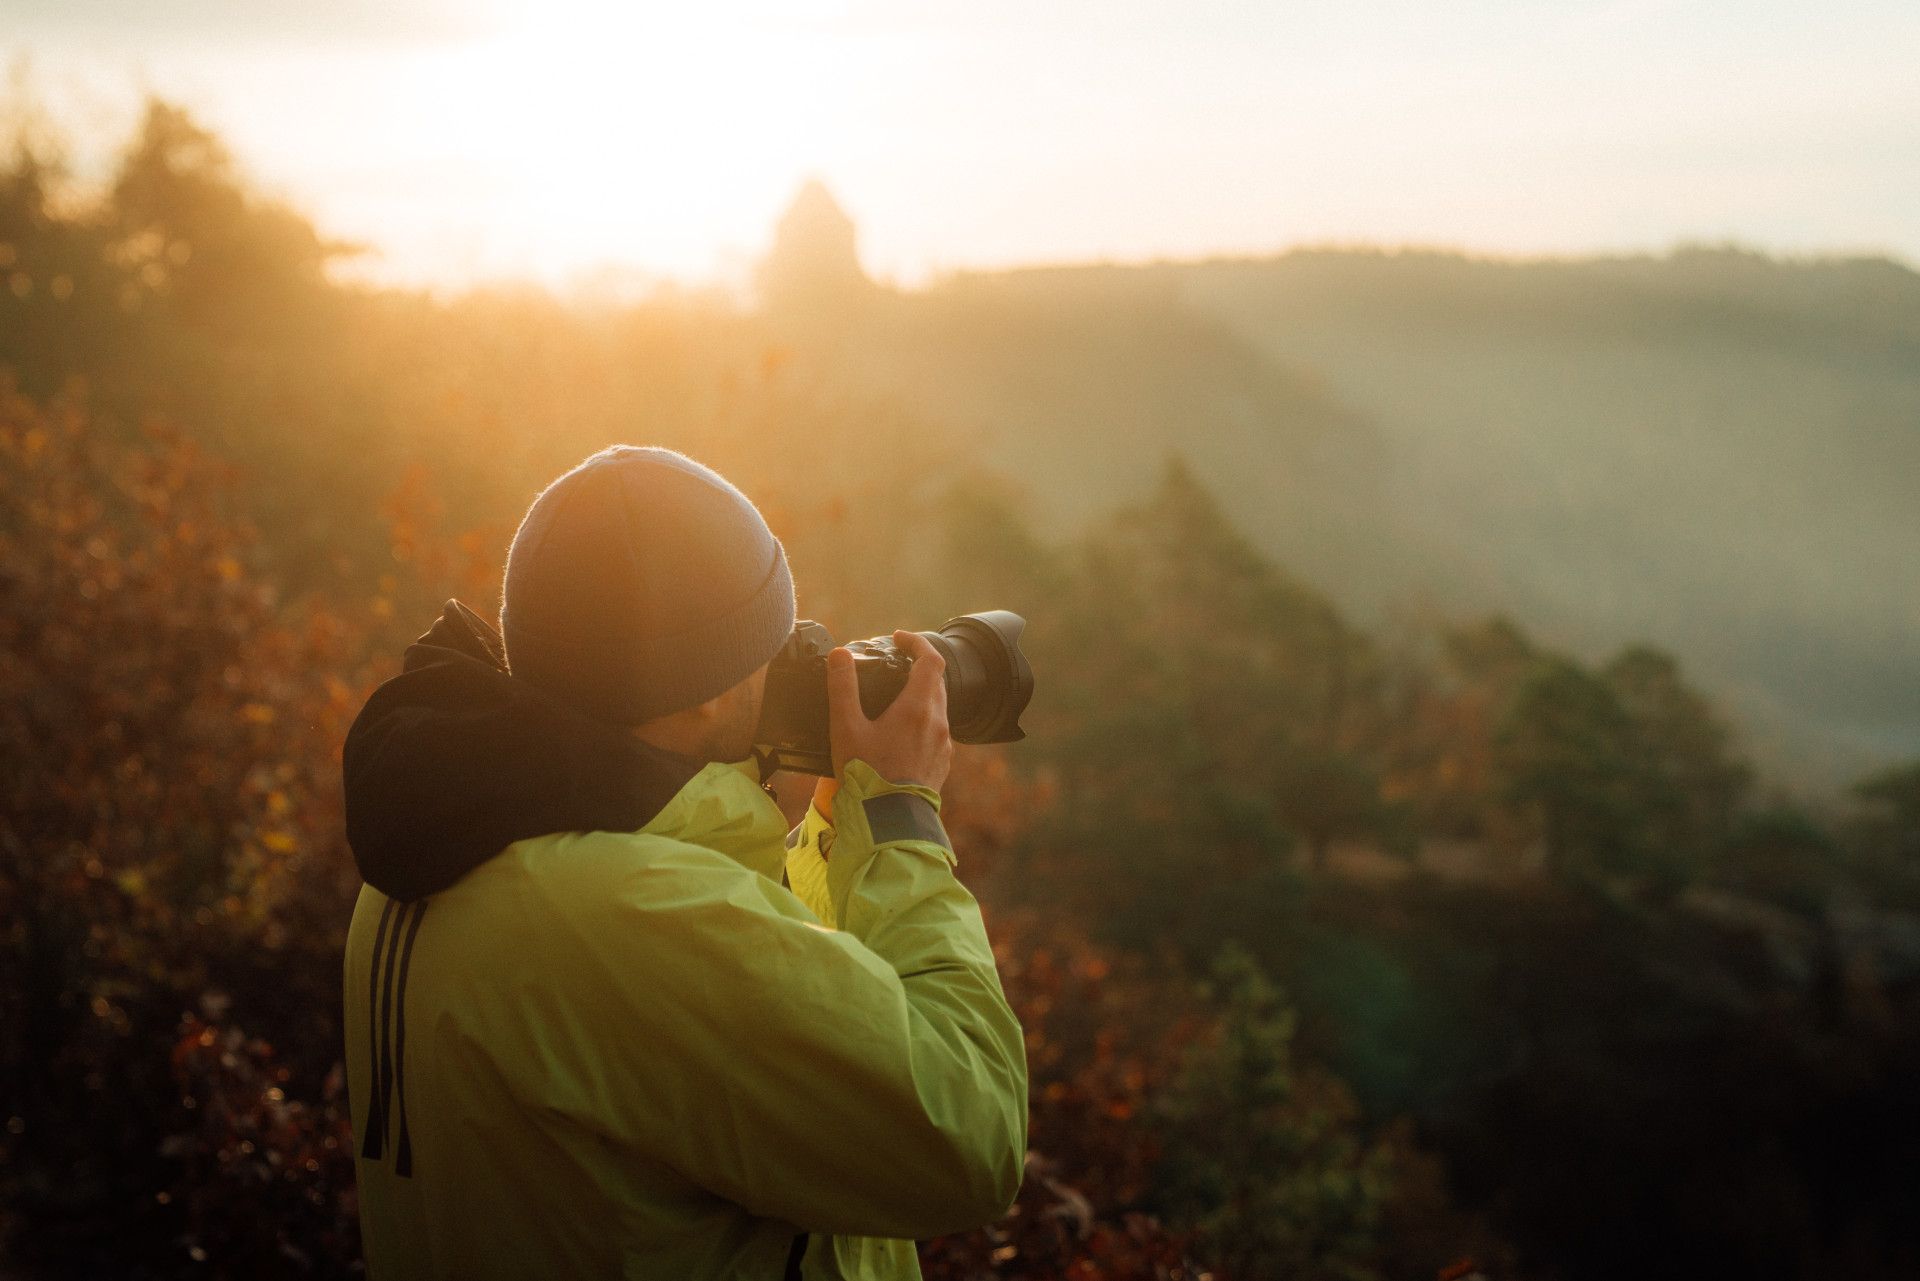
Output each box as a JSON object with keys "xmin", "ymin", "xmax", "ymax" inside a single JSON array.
[{"xmin": 499, "ymin": 446, "xmax": 796, "ymax": 725}]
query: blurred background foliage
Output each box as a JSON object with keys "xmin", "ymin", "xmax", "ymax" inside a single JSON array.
[{"xmin": 4, "ymin": 100, "xmax": 1920, "ymax": 1280}]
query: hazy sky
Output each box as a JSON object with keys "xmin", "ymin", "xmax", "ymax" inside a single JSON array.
[{"xmin": 5, "ymin": 0, "xmax": 1916, "ymax": 289}]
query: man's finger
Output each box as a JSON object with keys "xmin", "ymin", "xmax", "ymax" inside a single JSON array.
[
  {"xmin": 825, "ymin": 646, "xmax": 865, "ymax": 727},
  {"xmin": 894, "ymin": 631, "xmax": 949, "ymax": 707}
]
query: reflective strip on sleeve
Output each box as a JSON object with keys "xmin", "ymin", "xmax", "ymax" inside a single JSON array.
[{"xmin": 861, "ymin": 792, "xmax": 951, "ymax": 852}]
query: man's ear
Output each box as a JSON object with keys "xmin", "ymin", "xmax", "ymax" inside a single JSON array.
[{"xmin": 675, "ymin": 687, "xmax": 733, "ymax": 725}]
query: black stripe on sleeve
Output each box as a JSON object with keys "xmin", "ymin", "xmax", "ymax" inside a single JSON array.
[{"xmin": 861, "ymin": 792, "xmax": 950, "ymax": 852}]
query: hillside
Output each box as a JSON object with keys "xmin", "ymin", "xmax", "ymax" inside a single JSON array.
[
  {"xmin": 1175, "ymin": 247, "xmax": 1920, "ymax": 779},
  {"xmin": 11, "ymin": 102, "xmax": 1920, "ymax": 1281},
  {"xmin": 762, "ymin": 203, "xmax": 1920, "ymax": 785}
]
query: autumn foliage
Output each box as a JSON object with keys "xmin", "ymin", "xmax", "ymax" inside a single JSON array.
[
  {"xmin": 0, "ymin": 388, "xmax": 369, "ymax": 1271},
  {"xmin": 0, "ymin": 377, "xmax": 1528, "ymax": 1279},
  {"xmin": 8, "ymin": 99, "xmax": 1920, "ymax": 1281},
  {"xmin": 0, "ymin": 392, "xmax": 1336, "ymax": 1277}
]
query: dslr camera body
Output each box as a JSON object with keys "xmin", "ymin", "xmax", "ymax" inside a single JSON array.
[{"xmin": 753, "ymin": 611, "xmax": 1034, "ymax": 777}]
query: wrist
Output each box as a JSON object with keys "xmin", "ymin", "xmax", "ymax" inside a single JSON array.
[
  {"xmin": 827, "ymin": 758, "xmax": 953, "ymax": 868},
  {"xmin": 837, "ymin": 758, "xmax": 942, "ymax": 810}
]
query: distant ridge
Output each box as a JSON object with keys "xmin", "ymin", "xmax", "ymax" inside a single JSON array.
[{"xmin": 759, "ymin": 193, "xmax": 1920, "ymax": 783}]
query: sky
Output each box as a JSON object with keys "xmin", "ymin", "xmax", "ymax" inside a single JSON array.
[{"xmin": 4, "ymin": 0, "xmax": 1917, "ymax": 291}]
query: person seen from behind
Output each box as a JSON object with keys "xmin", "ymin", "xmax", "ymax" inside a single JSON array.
[{"xmin": 340, "ymin": 446, "xmax": 1028, "ymax": 1279}]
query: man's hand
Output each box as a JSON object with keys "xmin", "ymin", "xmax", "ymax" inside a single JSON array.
[{"xmin": 815, "ymin": 630, "xmax": 953, "ymax": 810}]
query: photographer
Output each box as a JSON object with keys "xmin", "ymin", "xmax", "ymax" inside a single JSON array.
[{"xmin": 340, "ymin": 446, "xmax": 1027, "ymax": 1279}]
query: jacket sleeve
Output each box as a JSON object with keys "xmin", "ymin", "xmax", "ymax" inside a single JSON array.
[{"xmin": 561, "ymin": 760, "xmax": 1028, "ymax": 1241}]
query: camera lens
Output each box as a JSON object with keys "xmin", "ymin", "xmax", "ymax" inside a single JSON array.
[{"xmin": 924, "ymin": 611, "xmax": 1033, "ymax": 744}]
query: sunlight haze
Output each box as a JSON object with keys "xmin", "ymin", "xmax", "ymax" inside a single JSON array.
[
  {"xmin": 5, "ymin": 0, "xmax": 1916, "ymax": 287},
  {"xmin": 10, "ymin": 7, "xmax": 1920, "ymax": 1274}
]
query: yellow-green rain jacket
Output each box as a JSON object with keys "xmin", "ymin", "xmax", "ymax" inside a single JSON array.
[{"xmin": 340, "ymin": 603, "xmax": 1027, "ymax": 1280}]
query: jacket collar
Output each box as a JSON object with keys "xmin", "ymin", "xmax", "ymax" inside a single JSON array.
[
  {"xmin": 641, "ymin": 757, "xmax": 790, "ymax": 884},
  {"xmin": 344, "ymin": 600, "xmax": 761, "ymax": 901}
]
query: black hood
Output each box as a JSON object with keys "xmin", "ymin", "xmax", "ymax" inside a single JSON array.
[{"xmin": 342, "ymin": 601, "xmax": 704, "ymax": 902}]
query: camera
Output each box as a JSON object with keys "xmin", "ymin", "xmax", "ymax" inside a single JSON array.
[{"xmin": 753, "ymin": 611, "xmax": 1035, "ymax": 777}]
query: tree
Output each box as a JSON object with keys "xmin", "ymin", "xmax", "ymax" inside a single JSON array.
[
  {"xmin": 1716, "ymin": 802, "xmax": 1839, "ymax": 913},
  {"xmin": 1602, "ymin": 645, "xmax": 1752, "ymax": 868},
  {"xmin": 1274, "ymin": 749, "xmax": 1382, "ymax": 872},
  {"xmin": 1373, "ymin": 615, "xmax": 1538, "ymax": 850},
  {"xmin": 1853, "ymin": 760, "xmax": 1920, "ymax": 862},
  {"xmin": 1153, "ymin": 947, "xmax": 1393, "ymax": 1281},
  {"xmin": 756, "ymin": 179, "xmax": 879, "ymax": 325},
  {"xmin": 1496, "ymin": 656, "xmax": 1642, "ymax": 878},
  {"xmin": 1053, "ymin": 460, "xmax": 1377, "ymax": 871},
  {"xmin": 107, "ymin": 100, "xmax": 346, "ymax": 341},
  {"xmin": 0, "ymin": 99, "xmax": 135, "ymax": 400},
  {"xmin": 1494, "ymin": 646, "xmax": 1754, "ymax": 888}
]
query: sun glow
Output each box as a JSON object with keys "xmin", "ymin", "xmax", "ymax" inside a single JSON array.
[
  {"xmin": 317, "ymin": 1, "xmax": 871, "ymax": 287},
  {"xmin": 11, "ymin": 0, "xmax": 1916, "ymax": 291}
]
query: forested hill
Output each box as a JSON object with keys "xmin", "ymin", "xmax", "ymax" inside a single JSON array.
[
  {"xmin": 1174, "ymin": 248, "xmax": 1920, "ymax": 778},
  {"xmin": 763, "ymin": 207, "xmax": 1920, "ymax": 786},
  {"xmin": 12, "ymin": 100, "xmax": 1920, "ymax": 1281},
  {"xmin": 3, "ymin": 106, "xmax": 1913, "ymax": 785}
]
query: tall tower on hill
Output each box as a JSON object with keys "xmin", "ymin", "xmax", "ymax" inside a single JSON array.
[{"xmin": 757, "ymin": 180, "xmax": 876, "ymax": 317}]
